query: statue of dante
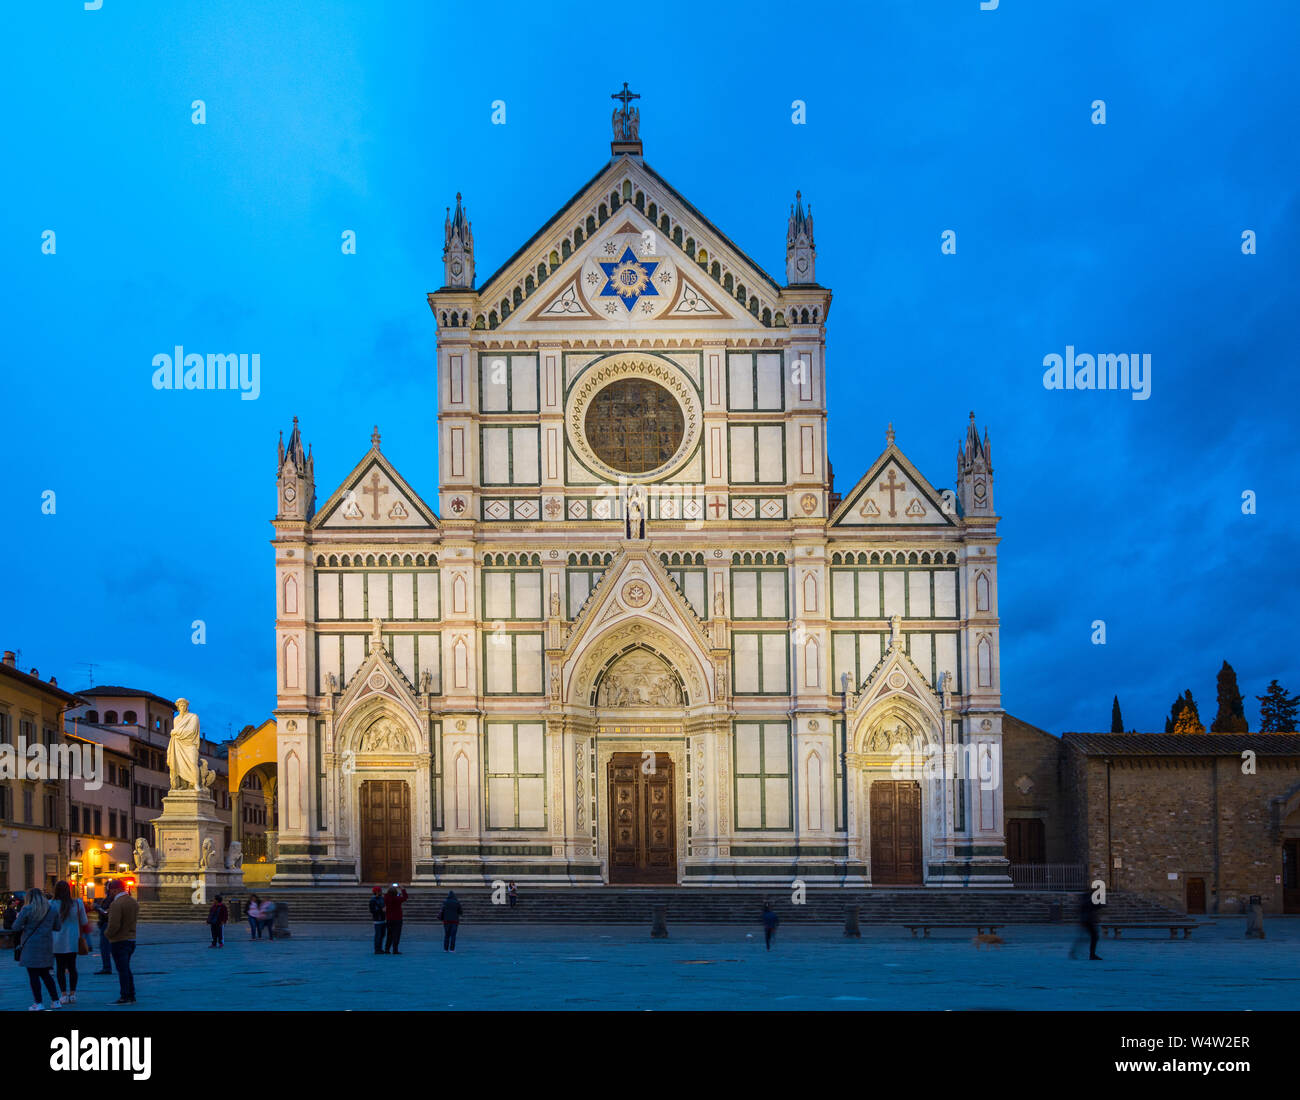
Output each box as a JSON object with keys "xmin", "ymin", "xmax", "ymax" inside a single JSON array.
[{"xmin": 167, "ymin": 698, "xmax": 202, "ymax": 790}]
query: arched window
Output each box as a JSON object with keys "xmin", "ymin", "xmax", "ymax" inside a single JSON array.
[
  {"xmin": 86, "ymin": 710, "xmax": 99, "ymax": 724},
  {"xmin": 104, "ymin": 710, "xmax": 118, "ymax": 724},
  {"xmin": 123, "ymin": 711, "xmax": 137, "ymax": 725}
]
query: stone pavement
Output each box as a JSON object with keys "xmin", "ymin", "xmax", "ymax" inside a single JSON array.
[{"xmin": 9, "ymin": 917, "xmax": 1299, "ymax": 1011}]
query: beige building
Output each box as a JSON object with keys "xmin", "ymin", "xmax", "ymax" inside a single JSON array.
[{"xmin": 0, "ymin": 651, "xmax": 80, "ymax": 895}]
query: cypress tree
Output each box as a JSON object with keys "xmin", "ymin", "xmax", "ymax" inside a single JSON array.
[
  {"xmin": 1172, "ymin": 689, "xmax": 1205, "ymax": 734},
  {"xmin": 1110, "ymin": 695, "xmax": 1124, "ymax": 733},
  {"xmin": 1211, "ymin": 660, "xmax": 1248, "ymax": 732}
]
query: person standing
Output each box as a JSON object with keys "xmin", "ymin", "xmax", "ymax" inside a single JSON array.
[
  {"xmin": 439, "ymin": 890, "xmax": 462, "ymax": 952},
  {"xmin": 2, "ymin": 895, "xmax": 17, "ymax": 930},
  {"xmin": 369, "ymin": 887, "xmax": 386, "ymax": 954},
  {"xmin": 383, "ymin": 884, "xmax": 409, "ymax": 954},
  {"xmin": 507, "ymin": 881, "xmax": 518, "ymax": 909},
  {"xmin": 13, "ymin": 887, "xmax": 62, "ymax": 1011},
  {"xmin": 105, "ymin": 880, "xmax": 139, "ymax": 1005},
  {"xmin": 260, "ymin": 899, "xmax": 277, "ymax": 941},
  {"xmin": 1072, "ymin": 890, "xmax": 1104, "ymax": 961},
  {"xmin": 92, "ymin": 891, "xmax": 113, "ymax": 974},
  {"xmin": 50, "ymin": 881, "xmax": 88, "ymax": 1005},
  {"xmin": 246, "ymin": 895, "xmax": 262, "ymax": 939},
  {"xmin": 761, "ymin": 903, "xmax": 779, "ymax": 951},
  {"xmin": 207, "ymin": 895, "xmax": 229, "ymax": 947}
]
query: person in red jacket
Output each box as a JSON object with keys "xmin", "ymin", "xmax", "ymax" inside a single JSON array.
[
  {"xmin": 207, "ymin": 895, "xmax": 229, "ymax": 948},
  {"xmin": 383, "ymin": 884, "xmax": 409, "ymax": 954}
]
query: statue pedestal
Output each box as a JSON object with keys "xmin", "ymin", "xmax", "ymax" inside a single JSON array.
[{"xmin": 137, "ymin": 788, "xmax": 242, "ymax": 902}]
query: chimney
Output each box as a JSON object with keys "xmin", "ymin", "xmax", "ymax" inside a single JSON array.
[
  {"xmin": 30, "ymin": 668, "xmax": 38, "ymax": 678},
  {"xmin": 49, "ymin": 676, "xmax": 58, "ymax": 687},
  {"xmin": 1, "ymin": 651, "xmax": 14, "ymax": 667}
]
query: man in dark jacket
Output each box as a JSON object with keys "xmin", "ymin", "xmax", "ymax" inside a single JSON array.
[
  {"xmin": 383, "ymin": 885, "xmax": 409, "ymax": 954},
  {"xmin": 439, "ymin": 890, "xmax": 462, "ymax": 952},
  {"xmin": 761, "ymin": 903, "xmax": 779, "ymax": 951},
  {"xmin": 91, "ymin": 890, "xmax": 112, "ymax": 974},
  {"xmin": 1073, "ymin": 890, "xmax": 1104, "ymax": 961},
  {"xmin": 369, "ymin": 887, "xmax": 386, "ymax": 954}
]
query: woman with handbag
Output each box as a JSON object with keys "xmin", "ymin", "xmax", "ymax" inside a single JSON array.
[
  {"xmin": 12, "ymin": 887, "xmax": 63, "ymax": 1011},
  {"xmin": 50, "ymin": 881, "xmax": 88, "ymax": 1005}
]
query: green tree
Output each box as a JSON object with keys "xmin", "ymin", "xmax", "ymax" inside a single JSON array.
[
  {"xmin": 1165, "ymin": 693, "xmax": 1186, "ymax": 733},
  {"xmin": 1172, "ymin": 689, "xmax": 1205, "ymax": 734},
  {"xmin": 1257, "ymin": 680, "xmax": 1300, "ymax": 733},
  {"xmin": 1110, "ymin": 695, "xmax": 1124, "ymax": 733},
  {"xmin": 1210, "ymin": 660, "xmax": 1248, "ymax": 732}
]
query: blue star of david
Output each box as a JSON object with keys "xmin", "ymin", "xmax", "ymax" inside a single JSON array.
[{"xmin": 597, "ymin": 246, "xmax": 660, "ymax": 311}]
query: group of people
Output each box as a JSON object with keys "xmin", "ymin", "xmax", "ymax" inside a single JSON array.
[
  {"xmin": 370, "ymin": 885, "xmax": 464, "ymax": 953},
  {"xmin": 10, "ymin": 880, "xmax": 138, "ymax": 1009},
  {"xmin": 206, "ymin": 894, "xmax": 278, "ymax": 945}
]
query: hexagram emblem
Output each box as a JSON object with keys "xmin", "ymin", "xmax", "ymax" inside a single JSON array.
[{"xmin": 598, "ymin": 247, "xmax": 660, "ymax": 311}]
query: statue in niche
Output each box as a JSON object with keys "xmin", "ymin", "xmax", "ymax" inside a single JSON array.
[{"xmin": 625, "ymin": 486, "xmax": 646, "ymax": 540}]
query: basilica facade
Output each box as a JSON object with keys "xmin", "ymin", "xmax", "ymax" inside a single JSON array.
[{"xmin": 269, "ymin": 93, "xmax": 1008, "ymax": 887}]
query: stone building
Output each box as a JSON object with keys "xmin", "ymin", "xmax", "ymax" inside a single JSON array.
[
  {"xmin": 269, "ymin": 90, "xmax": 1009, "ymax": 887},
  {"xmin": 1061, "ymin": 733, "xmax": 1300, "ymax": 915},
  {"xmin": 0, "ymin": 651, "xmax": 80, "ymax": 894}
]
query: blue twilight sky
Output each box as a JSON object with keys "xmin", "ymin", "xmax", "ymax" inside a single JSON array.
[{"xmin": 2, "ymin": 1, "xmax": 1297, "ymax": 741}]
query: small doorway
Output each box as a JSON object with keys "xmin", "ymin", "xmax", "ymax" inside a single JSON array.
[
  {"xmin": 870, "ymin": 780, "xmax": 923, "ymax": 885},
  {"xmin": 360, "ymin": 780, "xmax": 412, "ymax": 884},
  {"xmin": 1283, "ymin": 840, "xmax": 1300, "ymax": 914},
  {"xmin": 1186, "ymin": 876, "xmax": 1207, "ymax": 915},
  {"xmin": 607, "ymin": 753, "xmax": 676, "ymax": 884}
]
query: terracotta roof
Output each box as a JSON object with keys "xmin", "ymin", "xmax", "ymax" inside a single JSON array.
[
  {"xmin": 1062, "ymin": 732, "xmax": 1300, "ymax": 756},
  {"xmin": 72, "ymin": 685, "xmax": 176, "ymax": 709},
  {"xmin": 0, "ymin": 661, "xmax": 82, "ymax": 704}
]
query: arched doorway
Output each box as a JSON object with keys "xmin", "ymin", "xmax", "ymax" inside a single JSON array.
[{"xmin": 591, "ymin": 645, "xmax": 687, "ymax": 885}]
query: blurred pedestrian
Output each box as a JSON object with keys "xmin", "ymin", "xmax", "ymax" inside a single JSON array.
[
  {"xmin": 1071, "ymin": 890, "xmax": 1103, "ymax": 961},
  {"xmin": 439, "ymin": 890, "xmax": 462, "ymax": 952},
  {"xmin": 207, "ymin": 894, "xmax": 229, "ymax": 947},
  {"xmin": 91, "ymin": 890, "xmax": 113, "ymax": 974},
  {"xmin": 761, "ymin": 902, "xmax": 779, "ymax": 951},
  {"xmin": 106, "ymin": 879, "xmax": 139, "ymax": 1004},
  {"xmin": 50, "ymin": 880, "xmax": 88, "ymax": 1005},
  {"xmin": 507, "ymin": 881, "xmax": 518, "ymax": 909},
  {"xmin": 246, "ymin": 894, "xmax": 263, "ymax": 939},
  {"xmin": 369, "ymin": 886, "xmax": 386, "ymax": 954},
  {"xmin": 13, "ymin": 887, "xmax": 62, "ymax": 1011}
]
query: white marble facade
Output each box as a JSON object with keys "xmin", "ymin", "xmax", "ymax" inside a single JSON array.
[{"xmin": 268, "ymin": 103, "xmax": 1007, "ymax": 887}]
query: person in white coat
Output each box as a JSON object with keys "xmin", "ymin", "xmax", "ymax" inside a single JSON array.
[{"xmin": 50, "ymin": 880, "xmax": 88, "ymax": 1005}]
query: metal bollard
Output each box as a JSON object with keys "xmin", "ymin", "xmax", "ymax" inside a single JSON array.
[
  {"xmin": 650, "ymin": 903, "xmax": 669, "ymax": 938},
  {"xmin": 843, "ymin": 905, "xmax": 862, "ymax": 938}
]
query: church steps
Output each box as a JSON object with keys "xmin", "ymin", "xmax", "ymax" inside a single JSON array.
[{"xmin": 139, "ymin": 889, "xmax": 1185, "ymax": 925}]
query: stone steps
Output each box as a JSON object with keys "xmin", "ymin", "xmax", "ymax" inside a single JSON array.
[{"xmin": 140, "ymin": 888, "xmax": 1185, "ymax": 925}]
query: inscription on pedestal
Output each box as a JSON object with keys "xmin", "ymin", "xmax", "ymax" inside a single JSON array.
[{"xmin": 163, "ymin": 835, "xmax": 198, "ymax": 862}]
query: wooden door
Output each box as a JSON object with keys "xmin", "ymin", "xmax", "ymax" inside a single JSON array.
[
  {"xmin": 607, "ymin": 753, "xmax": 676, "ymax": 884},
  {"xmin": 1284, "ymin": 840, "xmax": 1300, "ymax": 914},
  {"xmin": 1007, "ymin": 818, "xmax": 1046, "ymax": 864},
  {"xmin": 870, "ymin": 780, "xmax": 923, "ymax": 885},
  {"xmin": 1186, "ymin": 876, "xmax": 1206, "ymax": 915},
  {"xmin": 360, "ymin": 780, "xmax": 411, "ymax": 884}
]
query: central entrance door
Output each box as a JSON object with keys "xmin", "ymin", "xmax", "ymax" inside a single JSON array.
[
  {"xmin": 607, "ymin": 753, "xmax": 676, "ymax": 884},
  {"xmin": 360, "ymin": 779, "xmax": 412, "ymax": 884},
  {"xmin": 870, "ymin": 779, "xmax": 923, "ymax": 885}
]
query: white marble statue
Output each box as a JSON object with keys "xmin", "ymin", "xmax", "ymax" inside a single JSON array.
[
  {"xmin": 166, "ymin": 698, "xmax": 202, "ymax": 790},
  {"xmin": 198, "ymin": 837, "xmax": 217, "ymax": 871},
  {"xmin": 226, "ymin": 840, "xmax": 243, "ymax": 870}
]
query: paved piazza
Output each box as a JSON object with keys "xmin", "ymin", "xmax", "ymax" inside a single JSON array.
[{"xmin": 9, "ymin": 917, "xmax": 1298, "ymax": 1012}]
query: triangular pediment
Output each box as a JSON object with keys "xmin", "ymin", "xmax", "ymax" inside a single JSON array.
[
  {"xmin": 313, "ymin": 447, "xmax": 439, "ymax": 530},
  {"xmin": 333, "ymin": 633, "xmax": 423, "ymax": 743},
  {"xmin": 469, "ymin": 157, "xmax": 786, "ymax": 335},
  {"xmin": 847, "ymin": 639, "xmax": 945, "ymax": 746},
  {"xmin": 831, "ymin": 444, "xmax": 956, "ymax": 528},
  {"xmin": 563, "ymin": 544, "xmax": 714, "ymax": 661}
]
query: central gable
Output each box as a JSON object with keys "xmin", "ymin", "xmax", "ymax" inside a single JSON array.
[{"xmin": 473, "ymin": 158, "xmax": 785, "ymax": 335}]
